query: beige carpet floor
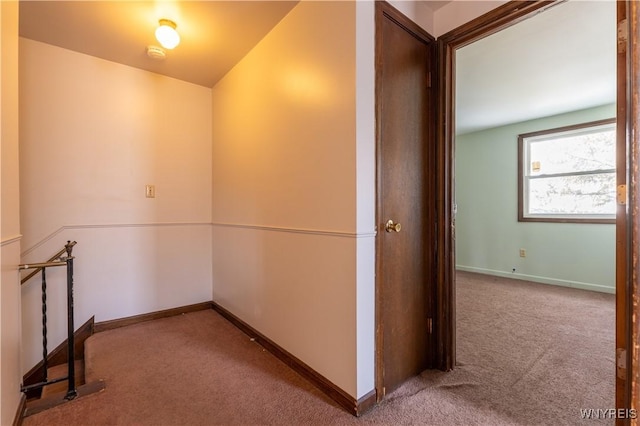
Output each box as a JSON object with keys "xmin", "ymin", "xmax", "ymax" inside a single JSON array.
[{"xmin": 23, "ymin": 272, "xmax": 615, "ymax": 425}]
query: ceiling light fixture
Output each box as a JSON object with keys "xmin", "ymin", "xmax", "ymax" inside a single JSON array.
[{"xmin": 155, "ymin": 19, "xmax": 180, "ymax": 50}]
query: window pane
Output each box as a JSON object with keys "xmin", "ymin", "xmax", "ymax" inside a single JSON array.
[
  {"xmin": 528, "ymin": 172, "xmax": 616, "ymax": 215},
  {"xmin": 529, "ymin": 127, "xmax": 615, "ymax": 176}
]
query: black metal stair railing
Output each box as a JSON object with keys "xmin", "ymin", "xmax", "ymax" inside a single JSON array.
[{"xmin": 19, "ymin": 241, "xmax": 78, "ymax": 400}]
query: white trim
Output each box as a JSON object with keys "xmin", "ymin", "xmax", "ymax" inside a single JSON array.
[
  {"xmin": 211, "ymin": 222, "xmax": 377, "ymax": 239},
  {"xmin": 21, "ymin": 222, "xmax": 211, "ymax": 256},
  {"xmin": 23, "ymin": 222, "xmax": 377, "ymax": 256},
  {"xmin": 1, "ymin": 234, "xmax": 22, "ymax": 247},
  {"xmin": 456, "ymin": 265, "xmax": 615, "ymax": 294}
]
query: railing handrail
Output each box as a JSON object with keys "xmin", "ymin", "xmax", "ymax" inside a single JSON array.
[
  {"xmin": 20, "ymin": 241, "xmax": 76, "ymax": 285},
  {"xmin": 20, "ymin": 240, "xmax": 78, "ymax": 401},
  {"xmin": 20, "ymin": 261, "xmax": 67, "ymax": 270}
]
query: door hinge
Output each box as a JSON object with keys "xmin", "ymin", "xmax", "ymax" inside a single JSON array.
[
  {"xmin": 427, "ymin": 72, "xmax": 432, "ymax": 88},
  {"xmin": 427, "ymin": 317, "xmax": 433, "ymax": 334},
  {"xmin": 617, "ymin": 348, "xmax": 627, "ymax": 379},
  {"xmin": 618, "ymin": 19, "xmax": 628, "ymax": 54},
  {"xmin": 617, "ymin": 184, "xmax": 627, "ymax": 205}
]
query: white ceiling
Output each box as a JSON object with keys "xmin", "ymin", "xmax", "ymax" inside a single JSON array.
[
  {"xmin": 455, "ymin": 0, "xmax": 616, "ymax": 135},
  {"xmin": 19, "ymin": 1, "xmax": 299, "ymax": 88}
]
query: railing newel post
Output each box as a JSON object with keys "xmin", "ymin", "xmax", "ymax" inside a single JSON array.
[
  {"xmin": 41, "ymin": 268, "xmax": 48, "ymax": 384},
  {"xmin": 64, "ymin": 241, "xmax": 77, "ymax": 400}
]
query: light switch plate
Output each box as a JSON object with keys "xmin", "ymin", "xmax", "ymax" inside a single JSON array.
[{"xmin": 145, "ymin": 184, "xmax": 155, "ymax": 198}]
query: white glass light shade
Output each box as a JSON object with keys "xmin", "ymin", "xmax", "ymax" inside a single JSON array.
[{"xmin": 155, "ymin": 19, "xmax": 180, "ymax": 50}]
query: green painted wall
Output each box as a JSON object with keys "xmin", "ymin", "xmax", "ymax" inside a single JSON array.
[{"xmin": 455, "ymin": 104, "xmax": 616, "ymax": 293}]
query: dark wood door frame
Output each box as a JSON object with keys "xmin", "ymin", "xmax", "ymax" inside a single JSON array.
[
  {"xmin": 626, "ymin": 0, "xmax": 640, "ymax": 418},
  {"xmin": 435, "ymin": 0, "xmax": 638, "ymax": 419},
  {"xmin": 374, "ymin": 0, "xmax": 436, "ymax": 401},
  {"xmin": 617, "ymin": 1, "xmax": 632, "ymax": 419}
]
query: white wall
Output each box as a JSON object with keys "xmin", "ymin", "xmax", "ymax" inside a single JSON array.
[
  {"xmin": 456, "ymin": 104, "xmax": 616, "ymax": 293},
  {"xmin": 355, "ymin": 0, "xmax": 377, "ymax": 399},
  {"xmin": 19, "ymin": 39, "xmax": 213, "ymax": 371},
  {"xmin": 389, "ymin": 0, "xmax": 434, "ymax": 35},
  {"xmin": 434, "ymin": 0, "xmax": 509, "ymax": 37},
  {"xmin": 1, "ymin": 1, "xmax": 23, "ymax": 424},
  {"xmin": 212, "ymin": 1, "xmax": 374, "ymax": 399}
]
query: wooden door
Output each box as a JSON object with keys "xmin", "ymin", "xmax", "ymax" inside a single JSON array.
[{"xmin": 375, "ymin": 1, "xmax": 436, "ymax": 399}]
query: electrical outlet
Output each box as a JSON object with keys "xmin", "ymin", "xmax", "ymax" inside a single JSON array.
[
  {"xmin": 519, "ymin": 248, "xmax": 526, "ymax": 258},
  {"xmin": 145, "ymin": 184, "xmax": 155, "ymax": 198}
]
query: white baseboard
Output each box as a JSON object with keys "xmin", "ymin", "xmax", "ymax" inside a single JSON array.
[{"xmin": 455, "ymin": 265, "xmax": 615, "ymax": 294}]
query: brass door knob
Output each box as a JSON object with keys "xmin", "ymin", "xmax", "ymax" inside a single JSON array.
[{"xmin": 385, "ymin": 219, "xmax": 402, "ymax": 233}]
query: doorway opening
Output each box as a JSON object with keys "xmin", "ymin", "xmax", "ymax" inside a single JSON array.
[{"xmin": 437, "ymin": 0, "xmax": 630, "ymax": 418}]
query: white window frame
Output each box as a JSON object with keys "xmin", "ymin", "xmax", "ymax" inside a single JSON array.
[{"xmin": 518, "ymin": 118, "xmax": 616, "ymax": 224}]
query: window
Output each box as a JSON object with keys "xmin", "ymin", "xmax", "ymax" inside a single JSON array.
[{"xmin": 518, "ymin": 118, "xmax": 616, "ymax": 224}]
